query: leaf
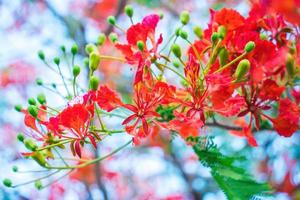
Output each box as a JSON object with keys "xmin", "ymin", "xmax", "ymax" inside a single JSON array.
[{"xmin": 191, "ymin": 137, "xmax": 272, "ymax": 200}]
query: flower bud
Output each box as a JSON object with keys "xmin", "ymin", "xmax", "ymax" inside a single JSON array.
[
  {"xmin": 217, "ymin": 25, "xmax": 226, "ymax": 39},
  {"xmin": 12, "ymin": 166, "xmax": 18, "ymax": 172},
  {"xmin": 260, "ymin": 34, "xmax": 267, "ymax": 40},
  {"xmin": 193, "ymin": 26, "xmax": 203, "ymax": 39},
  {"xmin": 17, "ymin": 133, "xmax": 24, "ymax": 142},
  {"xmin": 24, "ymin": 138, "xmax": 38, "ymax": 151},
  {"xmin": 124, "ymin": 5, "xmax": 134, "ymax": 17},
  {"xmin": 171, "ymin": 44, "xmax": 181, "ymax": 58},
  {"xmin": 107, "ymin": 16, "xmax": 116, "ymax": 25},
  {"xmin": 83, "ymin": 57, "xmax": 89, "ymax": 67},
  {"xmin": 109, "ymin": 33, "xmax": 118, "ymax": 43},
  {"xmin": 15, "ymin": 104, "xmax": 23, "ymax": 112},
  {"xmin": 175, "ymin": 27, "xmax": 181, "ymax": 36},
  {"xmin": 32, "ymin": 152, "xmax": 47, "ymax": 167},
  {"xmin": 38, "ymin": 50, "xmax": 45, "ymax": 60},
  {"xmin": 244, "ymin": 41, "xmax": 255, "ymax": 53},
  {"xmin": 179, "ymin": 30, "xmax": 188, "ymax": 40},
  {"xmin": 36, "ymin": 78, "xmax": 43, "ymax": 86},
  {"xmin": 211, "ymin": 32, "xmax": 219, "ymax": 43},
  {"xmin": 37, "ymin": 93, "xmax": 46, "ymax": 105},
  {"xmin": 73, "ymin": 65, "xmax": 81, "ymax": 77},
  {"xmin": 60, "ymin": 45, "xmax": 66, "ymax": 53},
  {"xmin": 27, "ymin": 105, "xmax": 38, "ymax": 118},
  {"xmin": 35, "ymin": 180, "xmax": 43, "ymax": 190},
  {"xmin": 85, "ymin": 43, "xmax": 97, "ymax": 55},
  {"xmin": 89, "ymin": 76, "xmax": 99, "ymax": 91},
  {"xmin": 28, "ymin": 98, "xmax": 36, "ymax": 105},
  {"xmin": 3, "ymin": 179, "xmax": 12, "ymax": 187},
  {"xmin": 89, "ymin": 53, "xmax": 101, "ymax": 72},
  {"xmin": 173, "ymin": 60, "xmax": 180, "ymax": 68},
  {"xmin": 159, "ymin": 12, "xmax": 164, "ymax": 19},
  {"xmin": 53, "ymin": 57, "xmax": 60, "ymax": 65},
  {"xmin": 97, "ymin": 34, "xmax": 106, "ymax": 46},
  {"xmin": 219, "ymin": 48, "xmax": 228, "ymax": 66},
  {"xmin": 234, "ymin": 59, "xmax": 250, "ymax": 81},
  {"xmin": 286, "ymin": 53, "xmax": 295, "ymax": 77},
  {"xmin": 180, "ymin": 10, "xmax": 190, "ymax": 25},
  {"xmin": 137, "ymin": 40, "xmax": 144, "ymax": 51},
  {"xmin": 51, "ymin": 83, "xmax": 56, "ymax": 89},
  {"xmin": 71, "ymin": 44, "xmax": 78, "ymax": 55}
]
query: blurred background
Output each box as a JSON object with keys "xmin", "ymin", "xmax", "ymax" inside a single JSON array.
[{"xmin": 0, "ymin": 0, "xmax": 299, "ymax": 199}]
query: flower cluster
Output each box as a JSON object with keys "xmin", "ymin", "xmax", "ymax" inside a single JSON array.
[{"xmin": 5, "ymin": 2, "xmax": 300, "ymax": 191}]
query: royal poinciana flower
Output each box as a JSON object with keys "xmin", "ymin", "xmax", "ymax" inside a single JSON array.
[
  {"xmin": 122, "ymin": 80, "xmax": 175, "ymax": 144},
  {"xmin": 115, "ymin": 14, "xmax": 163, "ymax": 83}
]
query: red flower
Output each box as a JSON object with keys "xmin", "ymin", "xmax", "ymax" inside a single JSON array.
[
  {"xmin": 271, "ymin": 98, "xmax": 299, "ymax": 137},
  {"xmin": 169, "ymin": 112, "xmax": 203, "ymax": 138},
  {"xmin": 214, "ymin": 8, "xmax": 245, "ymax": 31},
  {"xmin": 115, "ymin": 14, "xmax": 163, "ymax": 83},
  {"xmin": 59, "ymin": 104, "xmax": 90, "ymax": 136},
  {"xmin": 237, "ymin": 79, "xmax": 284, "ymax": 130},
  {"xmin": 95, "ymin": 85, "xmax": 122, "ymax": 112},
  {"xmin": 122, "ymin": 81, "xmax": 175, "ymax": 142}
]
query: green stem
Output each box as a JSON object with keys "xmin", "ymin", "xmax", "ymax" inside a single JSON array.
[
  {"xmin": 214, "ymin": 52, "xmax": 247, "ymax": 74},
  {"xmin": 45, "ymin": 140, "xmax": 132, "ymax": 169}
]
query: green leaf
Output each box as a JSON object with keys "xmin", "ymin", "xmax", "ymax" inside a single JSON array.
[{"xmin": 191, "ymin": 137, "xmax": 272, "ymax": 200}]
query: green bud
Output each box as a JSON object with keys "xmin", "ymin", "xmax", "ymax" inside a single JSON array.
[
  {"xmin": 38, "ymin": 50, "xmax": 45, "ymax": 60},
  {"xmin": 35, "ymin": 180, "xmax": 43, "ymax": 190},
  {"xmin": 173, "ymin": 60, "xmax": 180, "ymax": 68},
  {"xmin": 244, "ymin": 41, "xmax": 255, "ymax": 53},
  {"xmin": 35, "ymin": 78, "xmax": 43, "ymax": 86},
  {"xmin": 14, "ymin": 104, "xmax": 22, "ymax": 112},
  {"xmin": 89, "ymin": 76, "xmax": 99, "ymax": 91},
  {"xmin": 97, "ymin": 34, "xmax": 106, "ymax": 46},
  {"xmin": 24, "ymin": 138, "xmax": 38, "ymax": 151},
  {"xmin": 83, "ymin": 57, "xmax": 89, "ymax": 67},
  {"xmin": 234, "ymin": 59, "xmax": 250, "ymax": 81},
  {"xmin": 89, "ymin": 53, "xmax": 101, "ymax": 72},
  {"xmin": 180, "ymin": 10, "xmax": 190, "ymax": 25},
  {"xmin": 12, "ymin": 166, "xmax": 18, "ymax": 172},
  {"xmin": 85, "ymin": 43, "xmax": 97, "ymax": 55},
  {"xmin": 71, "ymin": 44, "xmax": 78, "ymax": 55},
  {"xmin": 73, "ymin": 65, "xmax": 81, "ymax": 77},
  {"xmin": 37, "ymin": 93, "xmax": 46, "ymax": 105},
  {"xmin": 53, "ymin": 57, "xmax": 60, "ymax": 65},
  {"xmin": 17, "ymin": 133, "xmax": 24, "ymax": 142},
  {"xmin": 171, "ymin": 44, "xmax": 182, "ymax": 58},
  {"xmin": 51, "ymin": 83, "xmax": 56, "ymax": 89},
  {"xmin": 28, "ymin": 98, "xmax": 37, "ymax": 105},
  {"xmin": 211, "ymin": 32, "xmax": 219, "ymax": 43},
  {"xmin": 175, "ymin": 27, "xmax": 181, "ymax": 36},
  {"xmin": 219, "ymin": 48, "xmax": 228, "ymax": 66},
  {"xmin": 27, "ymin": 105, "xmax": 38, "ymax": 118},
  {"xmin": 159, "ymin": 12, "xmax": 164, "ymax": 19},
  {"xmin": 217, "ymin": 25, "xmax": 227, "ymax": 39},
  {"xmin": 286, "ymin": 53, "xmax": 295, "ymax": 77},
  {"xmin": 260, "ymin": 33, "xmax": 267, "ymax": 40},
  {"xmin": 60, "ymin": 45, "xmax": 66, "ymax": 53},
  {"xmin": 3, "ymin": 179, "xmax": 12, "ymax": 187},
  {"xmin": 179, "ymin": 30, "xmax": 188, "ymax": 40},
  {"xmin": 137, "ymin": 40, "xmax": 144, "ymax": 51},
  {"xmin": 107, "ymin": 16, "xmax": 116, "ymax": 25},
  {"xmin": 109, "ymin": 33, "xmax": 118, "ymax": 43},
  {"xmin": 32, "ymin": 152, "xmax": 47, "ymax": 167},
  {"xmin": 193, "ymin": 26, "xmax": 203, "ymax": 39},
  {"xmin": 124, "ymin": 5, "xmax": 134, "ymax": 17}
]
